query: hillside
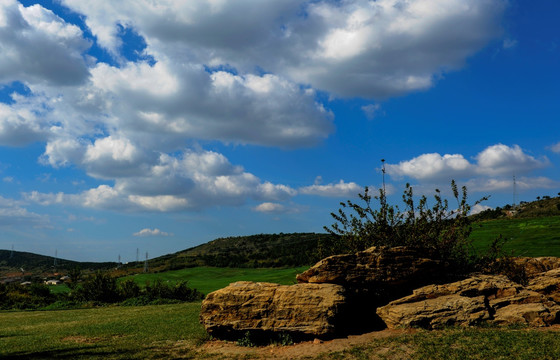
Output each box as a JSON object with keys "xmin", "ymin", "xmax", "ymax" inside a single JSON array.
[
  {"xmin": 473, "ymin": 195, "xmax": 560, "ymax": 220},
  {"xmin": 0, "ymin": 250, "xmax": 116, "ymax": 278},
  {"xmin": 138, "ymin": 233, "xmax": 332, "ymax": 272}
]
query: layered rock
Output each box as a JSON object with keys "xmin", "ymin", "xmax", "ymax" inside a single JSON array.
[
  {"xmin": 513, "ymin": 257, "xmax": 560, "ymax": 278},
  {"xmin": 377, "ymin": 274, "xmax": 560, "ymax": 329},
  {"xmin": 527, "ymin": 268, "xmax": 560, "ymax": 303},
  {"xmin": 297, "ymin": 246, "xmax": 442, "ymax": 294},
  {"xmin": 200, "ymin": 281, "xmax": 347, "ymax": 339}
]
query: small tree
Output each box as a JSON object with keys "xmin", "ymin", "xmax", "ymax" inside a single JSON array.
[{"xmin": 321, "ymin": 181, "xmax": 490, "ymax": 274}]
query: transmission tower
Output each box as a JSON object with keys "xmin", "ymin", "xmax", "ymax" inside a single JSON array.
[
  {"xmin": 143, "ymin": 252, "xmax": 148, "ymax": 273},
  {"xmin": 136, "ymin": 248, "xmax": 139, "ymax": 263},
  {"xmin": 54, "ymin": 249, "xmax": 58, "ymax": 267},
  {"xmin": 513, "ymin": 174, "xmax": 518, "ymax": 209},
  {"xmin": 10, "ymin": 244, "xmax": 14, "ymax": 259}
]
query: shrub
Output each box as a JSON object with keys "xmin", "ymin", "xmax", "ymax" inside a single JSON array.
[
  {"xmin": 322, "ymin": 181, "xmax": 492, "ymax": 275},
  {"xmin": 73, "ymin": 272, "xmax": 120, "ymax": 303}
]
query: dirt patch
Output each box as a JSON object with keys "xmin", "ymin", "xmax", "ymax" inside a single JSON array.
[
  {"xmin": 200, "ymin": 328, "xmax": 416, "ymax": 359},
  {"xmin": 62, "ymin": 336, "xmax": 104, "ymax": 344}
]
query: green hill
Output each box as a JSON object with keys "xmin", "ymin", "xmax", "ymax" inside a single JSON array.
[
  {"xmin": 0, "ymin": 250, "xmax": 116, "ymax": 278},
  {"xmin": 139, "ymin": 233, "xmax": 332, "ymax": 272}
]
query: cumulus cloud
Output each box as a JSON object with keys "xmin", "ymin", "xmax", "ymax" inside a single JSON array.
[
  {"xmin": 1, "ymin": 0, "xmax": 509, "ymax": 214},
  {"xmin": 475, "ymin": 144, "xmax": 548, "ymax": 176},
  {"xmin": 470, "ymin": 204, "xmax": 492, "ymax": 215},
  {"xmin": 253, "ymin": 202, "xmax": 288, "ymax": 214},
  {"xmin": 386, "ymin": 144, "xmax": 548, "ymax": 181},
  {"xmin": 27, "ymin": 150, "xmax": 298, "ymax": 212},
  {"xmin": 133, "ymin": 228, "xmax": 173, "ymax": 237},
  {"xmin": 61, "ymin": 0, "xmax": 505, "ymax": 98},
  {"xmin": 299, "ymin": 180, "xmax": 362, "ymax": 197},
  {"xmin": 0, "ymin": 0, "xmax": 90, "ymax": 86}
]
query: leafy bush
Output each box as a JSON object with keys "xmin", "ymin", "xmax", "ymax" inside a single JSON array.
[
  {"xmin": 73, "ymin": 271, "xmax": 120, "ymax": 303},
  {"xmin": 321, "ymin": 181, "xmax": 494, "ymax": 275}
]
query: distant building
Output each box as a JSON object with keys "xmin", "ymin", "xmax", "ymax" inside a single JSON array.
[{"xmin": 45, "ymin": 279, "xmax": 62, "ymax": 285}]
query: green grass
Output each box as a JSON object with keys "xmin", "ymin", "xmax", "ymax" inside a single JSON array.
[
  {"xmin": 322, "ymin": 327, "xmax": 560, "ymax": 360},
  {"xmin": 4, "ymin": 307, "xmax": 560, "ymax": 359},
  {"xmin": 0, "ymin": 303, "xmax": 207, "ymax": 359},
  {"xmin": 471, "ymin": 216, "xmax": 560, "ymax": 257},
  {"xmin": 120, "ymin": 266, "xmax": 308, "ymax": 295}
]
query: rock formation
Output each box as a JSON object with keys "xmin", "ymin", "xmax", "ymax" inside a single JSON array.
[
  {"xmin": 200, "ymin": 281, "xmax": 347, "ymax": 339},
  {"xmin": 296, "ymin": 246, "xmax": 442, "ymax": 291},
  {"xmin": 200, "ymin": 247, "xmax": 560, "ymax": 340},
  {"xmin": 377, "ymin": 274, "xmax": 560, "ymax": 329}
]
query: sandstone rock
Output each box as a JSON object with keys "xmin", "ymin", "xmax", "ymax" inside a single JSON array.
[
  {"xmin": 527, "ymin": 268, "xmax": 560, "ymax": 303},
  {"xmin": 377, "ymin": 274, "xmax": 560, "ymax": 329},
  {"xmin": 513, "ymin": 257, "xmax": 560, "ymax": 278},
  {"xmin": 200, "ymin": 281, "xmax": 347, "ymax": 339},
  {"xmin": 376, "ymin": 294, "xmax": 489, "ymax": 329},
  {"xmin": 296, "ymin": 246, "xmax": 442, "ymax": 292}
]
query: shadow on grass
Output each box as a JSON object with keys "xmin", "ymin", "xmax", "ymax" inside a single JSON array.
[{"xmin": 1, "ymin": 346, "xmax": 144, "ymax": 360}]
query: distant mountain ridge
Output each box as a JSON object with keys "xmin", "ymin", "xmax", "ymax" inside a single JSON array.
[{"xmin": 0, "ymin": 250, "xmax": 116, "ymax": 278}]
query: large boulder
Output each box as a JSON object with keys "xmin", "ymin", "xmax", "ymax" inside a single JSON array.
[
  {"xmin": 200, "ymin": 281, "xmax": 347, "ymax": 339},
  {"xmin": 377, "ymin": 274, "xmax": 560, "ymax": 329},
  {"xmin": 297, "ymin": 246, "xmax": 442, "ymax": 295}
]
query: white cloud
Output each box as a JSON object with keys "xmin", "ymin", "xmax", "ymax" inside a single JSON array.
[
  {"xmin": 133, "ymin": 228, "xmax": 173, "ymax": 237},
  {"xmin": 361, "ymin": 104, "xmax": 382, "ymax": 120},
  {"xmin": 299, "ymin": 180, "xmax": 363, "ymax": 197},
  {"xmin": 548, "ymin": 142, "xmax": 560, "ymax": 154},
  {"xmin": 386, "ymin": 144, "xmax": 548, "ymax": 181},
  {"xmin": 386, "ymin": 153, "xmax": 473, "ymax": 180},
  {"xmin": 0, "ymin": 0, "xmax": 90, "ymax": 86},
  {"xmin": 27, "ymin": 150, "xmax": 298, "ymax": 212},
  {"xmin": 466, "ymin": 176, "xmax": 560, "ymax": 192},
  {"xmin": 470, "ymin": 204, "xmax": 492, "ymax": 215},
  {"xmin": 60, "ymin": 0, "xmax": 505, "ymax": 98},
  {"xmin": 0, "ymin": 195, "xmax": 50, "ymax": 227},
  {"xmin": 475, "ymin": 144, "xmax": 548, "ymax": 176},
  {"xmin": 253, "ymin": 202, "xmax": 287, "ymax": 214},
  {"xmin": 1, "ymin": 0, "xmax": 509, "ymax": 214}
]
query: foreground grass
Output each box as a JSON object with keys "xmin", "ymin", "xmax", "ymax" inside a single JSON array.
[
  {"xmin": 471, "ymin": 216, "xmax": 560, "ymax": 257},
  {"xmin": 4, "ymin": 305, "xmax": 560, "ymax": 359},
  {"xmin": 120, "ymin": 266, "xmax": 308, "ymax": 295},
  {"xmin": 0, "ymin": 303, "xmax": 207, "ymax": 359},
  {"xmin": 324, "ymin": 327, "xmax": 560, "ymax": 360}
]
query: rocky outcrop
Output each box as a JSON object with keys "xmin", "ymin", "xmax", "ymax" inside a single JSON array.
[
  {"xmin": 377, "ymin": 275, "xmax": 560, "ymax": 329},
  {"xmin": 527, "ymin": 268, "xmax": 560, "ymax": 303},
  {"xmin": 297, "ymin": 246, "xmax": 442, "ymax": 295},
  {"xmin": 513, "ymin": 257, "xmax": 560, "ymax": 278},
  {"xmin": 200, "ymin": 281, "xmax": 347, "ymax": 339}
]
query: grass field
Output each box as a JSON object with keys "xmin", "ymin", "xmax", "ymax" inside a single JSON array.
[
  {"xmin": 3, "ymin": 305, "xmax": 560, "ymax": 359},
  {"xmin": 470, "ymin": 216, "xmax": 560, "ymax": 257},
  {"xmin": 120, "ymin": 266, "xmax": 308, "ymax": 295},
  {"xmin": 0, "ymin": 303, "xmax": 207, "ymax": 359}
]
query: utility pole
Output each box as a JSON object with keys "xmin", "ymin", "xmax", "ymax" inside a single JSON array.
[{"xmin": 513, "ymin": 174, "xmax": 517, "ymax": 209}]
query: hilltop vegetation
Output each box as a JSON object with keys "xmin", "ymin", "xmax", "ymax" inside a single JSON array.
[
  {"xmin": 0, "ymin": 250, "xmax": 116, "ymax": 278},
  {"xmin": 140, "ymin": 233, "xmax": 330, "ymax": 271}
]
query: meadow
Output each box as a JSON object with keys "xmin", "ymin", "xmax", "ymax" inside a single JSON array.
[
  {"xmin": 119, "ymin": 265, "xmax": 308, "ymax": 295},
  {"xmin": 470, "ymin": 216, "xmax": 560, "ymax": 257},
  {"xmin": 4, "ymin": 304, "xmax": 560, "ymax": 359}
]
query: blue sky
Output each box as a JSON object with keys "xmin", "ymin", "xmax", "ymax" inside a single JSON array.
[{"xmin": 0, "ymin": 0, "xmax": 558, "ymax": 262}]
